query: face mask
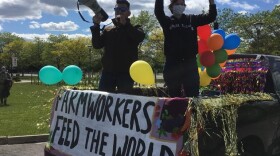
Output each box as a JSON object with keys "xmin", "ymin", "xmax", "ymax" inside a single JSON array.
[{"xmin": 172, "ymin": 5, "xmax": 185, "ymax": 16}]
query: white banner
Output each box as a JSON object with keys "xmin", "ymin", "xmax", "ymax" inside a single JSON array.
[{"xmin": 49, "ymin": 90, "xmax": 180, "ymax": 156}]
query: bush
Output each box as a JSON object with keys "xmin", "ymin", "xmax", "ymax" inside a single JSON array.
[{"xmin": 12, "ymin": 73, "xmax": 21, "ymax": 82}]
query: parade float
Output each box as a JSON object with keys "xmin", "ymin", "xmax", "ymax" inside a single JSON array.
[{"xmin": 43, "ymin": 26, "xmax": 280, "ymax": 156}]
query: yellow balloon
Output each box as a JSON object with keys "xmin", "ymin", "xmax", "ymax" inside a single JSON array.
[
  {"xmin": 129, "ymin": 60, "xmax": 155, "ymax": 85},
  {"xmin": 199, "ymin": 70, "xmax": 212, "ymax": 87},
  {"xmin": 198, "ymin": 68, "xmax": 202, "ymax": 73}
]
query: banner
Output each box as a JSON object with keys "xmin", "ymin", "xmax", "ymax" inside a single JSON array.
[{"xmin": 49, "ymin": 90, "xmax": 185, "ymax": 156}]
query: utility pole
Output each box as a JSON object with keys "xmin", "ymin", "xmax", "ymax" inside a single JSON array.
[{"xmin": 253, "ymin": 22, "xmax": 264, "ymax": 53}]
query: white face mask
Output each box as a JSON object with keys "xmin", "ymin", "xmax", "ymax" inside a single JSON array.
[{"xmin": 172, "ymin": 5, "xmax": 185, "ymax": 17}]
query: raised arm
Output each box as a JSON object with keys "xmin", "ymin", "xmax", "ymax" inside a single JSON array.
[
  {"xmin": 193, "ymin": 0, "xmax": 217, "ymax": 26},
  {"xmin": 209, "ymin": 0, "xmax": 215, "ymax": 5},
  {"xmin": 154, "ymin": 0, "xmax": 169, "ymax": 27}
]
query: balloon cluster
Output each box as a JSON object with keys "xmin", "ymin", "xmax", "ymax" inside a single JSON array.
[
  {"xmin": 129, "ymin": 60, "xmax": 155, "ymax": 86},
  {"xmin": 197, "ymin": 25, "xmax": 241, "ymax": 87},
  {"xmin": 39, "ymin": 65, "xmax": 83, "ymax": 85}
]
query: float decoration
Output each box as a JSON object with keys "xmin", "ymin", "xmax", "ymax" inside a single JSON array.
[
  {"xmin": 197, "ymin": 25, "xmax": 241, "ymax": 86},
  {"xmin": 129, "ymin": 60, "xmax": 155, "ymax": 86}
]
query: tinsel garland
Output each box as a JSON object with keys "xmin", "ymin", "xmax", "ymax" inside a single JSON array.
[
  {"xmin": 211, "ymin": 58, "xmax": 269, "ymax": 94},
  {"xmin": 188, "ymin": 92, "xmax": 274, "ymax": 156}
]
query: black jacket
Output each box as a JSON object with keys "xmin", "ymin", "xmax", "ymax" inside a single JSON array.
[
  {"xmin": 90, "ymin": 20, "xmax": 145, "ymax": 72},
  {"xmin": 154, "ymin": 0, "xmax": 217, "ymax": 61}
]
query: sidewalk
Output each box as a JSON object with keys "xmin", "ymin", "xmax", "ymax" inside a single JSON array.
[
  {"xmin": 0, "ymin": 142, "xmax": 46, "ymax": 156},
  {"xmin": 0, "ymin": 134, "xmax": 48, "ymax": 145},
  {"xmin": 0, "ymin": 135, "xmax": 48, "ymax": 155},
  {"xmin": 14, "ymin": 80, "xmax": 32, "ymax": 83}
]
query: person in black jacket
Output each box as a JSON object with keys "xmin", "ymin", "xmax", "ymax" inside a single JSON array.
[
  {"xmin": 154, "ymin": 0, "xmax": 217, "ymax": 97},
  {"xmin": 91, "ymin": 0, "xmax": 145, "ymax": 94},
  {"xmin": 0, "ymin": 66, "xmax": 12, "ymax": 105}
]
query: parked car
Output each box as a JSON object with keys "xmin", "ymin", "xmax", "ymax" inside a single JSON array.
[{"xmin": 45, "ymin": 54, "xmax": 280, "ymax": 156}]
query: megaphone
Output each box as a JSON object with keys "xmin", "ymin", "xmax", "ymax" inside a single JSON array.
[{"xmin": 78, "ymin": 0, "xmax": 109, "ymax": 22}]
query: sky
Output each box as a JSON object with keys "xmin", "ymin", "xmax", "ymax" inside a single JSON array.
[{"xmin": 0, "ymin": 0, "xmax": 279, "ymax": 41}]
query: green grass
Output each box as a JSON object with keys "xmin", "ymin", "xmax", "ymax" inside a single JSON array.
[{"xmin": 0, "ymin": 83, "xmax": 60, "ymax": 136}]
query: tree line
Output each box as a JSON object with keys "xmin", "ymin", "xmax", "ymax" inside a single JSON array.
[{"xmin": 0, "ymin": 6, "xmax": 279, "ymax": 74}]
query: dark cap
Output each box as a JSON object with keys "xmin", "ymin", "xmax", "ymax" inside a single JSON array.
[
  {"xmin": 168, "ymin": 0, "xmax": 184, "ymax": 11},
  {"xmin": 116, "ymin": 0, "xmax": 130, "ymax": 8}
]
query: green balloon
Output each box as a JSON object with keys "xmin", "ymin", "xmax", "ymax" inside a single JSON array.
[
  {"xmin": 196, "ymin": 54, "xmax": 202, "ymax": 67},
  {"xmin": 206, "ymin": 63, "xmax": 221, "ymax": 78},
  {"xmin": 214, "ymin": 49, "xmax": 228, "ymax": 63}
]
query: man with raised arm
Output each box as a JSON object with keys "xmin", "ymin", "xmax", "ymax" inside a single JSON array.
[{"xmin": 154, "ymin": 0, "xmax": 217, "ymax": 97}]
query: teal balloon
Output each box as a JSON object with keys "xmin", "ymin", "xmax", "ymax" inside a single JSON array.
[
  {"xmin": 62, "ymin": 65, "xmax": 83, "ymax": 85},
  {"xmin": 39, "ymin": 65, "xmax": 62, "ymax": 85},
  {"xmin": 222, "ymin": 33, "xmax": 241, "ymax": 50},
  {"xmin": 213, "ymin": 49, "xmax": 228, "ymax": 63},
  {"xmin": 206, "ymin": 64, "xmax": 221, "ymax": 78}
]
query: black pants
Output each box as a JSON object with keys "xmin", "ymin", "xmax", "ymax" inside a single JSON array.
[
  {"xmin": 163, "ymin": 58, "xmax": 199, "ymax": 97},
  {"xmin": 98, "ymin": 71, "xmax": 134, "ymax": 94}
]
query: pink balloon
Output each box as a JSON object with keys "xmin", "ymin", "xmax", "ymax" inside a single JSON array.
[{"xmin": 197, "ymin": 25, "xmax": 212, "ymax": 41}]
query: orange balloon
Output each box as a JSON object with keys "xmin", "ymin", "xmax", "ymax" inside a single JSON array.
[
  {"xmin": 226, "ymin": 49, "xmax": 237, "ymax": 55},
  {"xmin": 207, "ymin": 33, "xmax": 224, "ymax": 51}
]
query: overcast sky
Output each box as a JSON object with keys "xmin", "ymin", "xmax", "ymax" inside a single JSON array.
[{"xmin": 0, "ymin": 0, "xmax": 279, "ymax": 41}]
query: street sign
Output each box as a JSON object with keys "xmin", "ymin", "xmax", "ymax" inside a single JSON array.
[{"xmin": 12, "ymin": 56, "xmax": 17, "ymax": 67}]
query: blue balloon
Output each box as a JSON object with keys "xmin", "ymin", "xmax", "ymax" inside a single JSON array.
[
  {"xmin": 39, "ymin": 65, "xmax": 62, "ymax": 85},
  {"xmin": 213, "ymin": 29, "xmax": 226, "ymax": 39},
  {"xmin": 222, "ymin": 33, "xmax": 241, "ymax": 50},
  {"xmin": 62, "ymin": 65, "xmax": 83, "ymax": 85}
]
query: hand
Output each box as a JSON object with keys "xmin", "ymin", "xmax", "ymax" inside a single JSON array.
[
  {"xmin": 209, "ymin": 0, "xmax": 215, "ymax": 4},
  {"xmin": 92, "ymin": 13, "xmax": 103, "ymax": 25},
  {"xmin": 116, "ymin": 14, "xmax": 127, "ymax": 25}
]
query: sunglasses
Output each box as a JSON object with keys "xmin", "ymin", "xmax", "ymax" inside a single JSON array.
[{"xmin": 114, "ymin": 7, "xmax": 129, "ymax": 12}]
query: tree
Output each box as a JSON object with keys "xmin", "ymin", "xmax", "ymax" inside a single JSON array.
[
  {"xmin": 19, "ymin": 41, "xmax": 36, "ymax": 72},
  {"xmin": 1, "ymin": 40, "xmax": 24, "ymax": 73},
  {"xmin": 130, "ymin": 11, "xmax": 165, "ymax": 71},
  {"xmin": 142, "ymin": 28, "xmax": 165, "ymax": 72},
  {"xmin": 41, "ymin": 34, "xmax": 70, "ymax": 70},
  {"xmin": 216, "ymin": 6, "xmax": 280, "ymax": 55},
  {"xmin": 54, "ymin": 37, "xmax": 91, "ymax": 70},
  {"xmin": 130, "ymin": 11, "xmax": 159, "ymax": 36},
  {"xmin": 0, "ymin": 32, "xmax": 23, "ymax": 67}
]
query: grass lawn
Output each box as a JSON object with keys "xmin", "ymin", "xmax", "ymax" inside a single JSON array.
[{"xmin": 0, "ymin": 83, "xmax": 60, "ymax": 136}]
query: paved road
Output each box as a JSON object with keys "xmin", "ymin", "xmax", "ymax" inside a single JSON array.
[{"xmin": 0, "ymin": 142, "xmax": 46, "ymax": 156}]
